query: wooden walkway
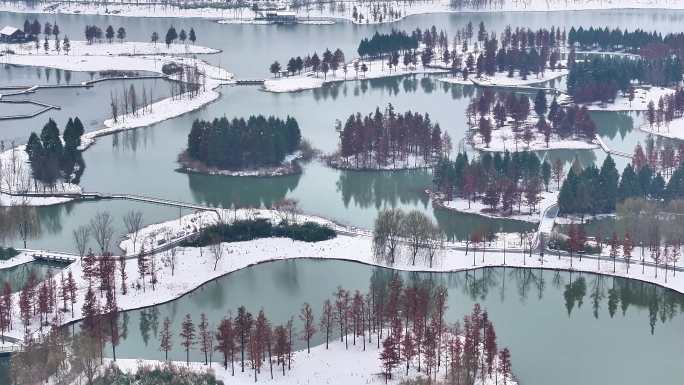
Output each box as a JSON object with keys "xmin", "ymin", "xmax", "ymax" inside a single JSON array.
[{"xmin": 0, "ymin": 99, "xmax": 61, "ymax": 120}]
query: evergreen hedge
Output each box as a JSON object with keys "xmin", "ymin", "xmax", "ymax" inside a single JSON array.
[{"xmin": 182, "ymin": 218, "xmax": 336, "ymax": 247}]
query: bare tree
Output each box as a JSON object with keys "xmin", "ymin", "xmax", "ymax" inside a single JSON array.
[
  {"xmin": 401, "ymin": 210, "xmax": 431, "ymax": 266},
  {"xmin": 273, "ymin": 198, "xmax": 301, "ymax": 224},
  {"xmin": 424, "ymin": 224, "xmax": 445, "ymax": 268},
  {"xmin": 373, "ymin": 209, "xmax": 405, "ymax": 265},
  {"xmin": 73, "ymin": 225, "xmax": 90, "ymax": 261},
  {"xmin": 209, "ymin": 236, "xmax": 224, "ymax": 271},
  {"xmin": 90, "ymin": 211, "xmax": 114, "ymax": 254},
  {"xmin": 123, "ymin": 210, "xmax": 144, "ymax": 253}
]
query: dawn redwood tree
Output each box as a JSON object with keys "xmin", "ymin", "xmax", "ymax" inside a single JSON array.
[
  {"xmin": 180, "ymin": 314, "xmax": 196, "ymax": 365},
  {"xmin": 216, "ymin": 316, "xmax": 236, "ymax": 374},
  {"xmin": 235, "ymin": 306, "xmax": 253, "ymax": 372},
  {"xmin": 623, "ymin": 233, "xmax": 634, "ymax": 273},
  {"xmin": 159, "ymin": 317, "xmax": 173, "ymax": 361},
  {"xmin": 319, "ymin": 299, "xmax": 334, "ymax": 349},
  {"xmin": 499, "ymin": 347, "xmax": 512, "ymax": 384},
  {"xmin": 199, "ymin": 313, "xmax": 211, "ymax": 365},
  {"xmin": 274, "ymin": 325, "xmax": 288, "ymax": 376},
  {"xmin": 299, "ymin": 302, "xmax": 316, "ymax": 353},
  {"xmin": 380, "ymin": 335, "xmax": 400, "ymax": 383}
]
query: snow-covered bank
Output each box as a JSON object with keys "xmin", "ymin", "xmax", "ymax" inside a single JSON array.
[
  {"xmin": 0, "ymin": 252, "xmax": 33, "ymax": 270},
  {"xmin": 6, "ymin": 40, "xmax": 220, "ymax": 57},
  {"xmin": 471, "ymin": 124, "xmax": 599, "ymax": 153},
  {"xmin": 433, "ymin": 190, "xmax": 558, "ymax": 223},
  {"xmin": 326, "ymin": 153, "xmax": 436, "ymax": 171},
  {"xmin": 7, "ymin": 207, "xmax": 684, "ymax": 343},
  {"xmin": 176, "ymin": 151, "xmax": 303, "ymax": 177},
  {"xmin": 263, "ymin": 58, "xmax": 448, "ymax": 93},
  {"xmin": 110, "ymin": 335, "xmax": 515, "ymax": 385},
  {"xmin": 640, "ymin": 117, "xmax": 684, "ymax": 140},
  {"xmin": 440, "ymin": 68, "xmax": 567, "ymax": 88},
  {"xmin": 583, "ymin": 86, "xmax": 674, "ymax": 111}
]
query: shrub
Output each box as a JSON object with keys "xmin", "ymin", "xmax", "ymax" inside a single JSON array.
[
  {"xmin": 0, "ymin": 247, "xmax": 19, "ymax": 261},
  {"xmin": 183, "ymin": 219, "xmax": 336, "ymax": 247}
]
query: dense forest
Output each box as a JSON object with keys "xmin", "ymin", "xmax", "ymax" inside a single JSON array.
[
  {"xmin": 558, "ymin": 148, "xmax": 684, "ymax": 216},
  {"xmin": 334, "ymin": 104, "xmax": 448, "ymax": 169},
  {"xmin": 433, "ymin": 151, "xmax": 551, "ymax": 215},
  {"xmin": 25, "ymin": 118, "xmax": 86, "ymax": 186},
  {"xmin": 567, "ymin": 56, "xmax": 682, "ymax": 102},
  {"xmin": 185, "ymin": 115, "xmax": 301, "ymax": 171}
]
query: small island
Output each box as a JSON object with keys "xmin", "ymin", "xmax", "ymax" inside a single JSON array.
[
  {"xmin": 178, "ymin": 115, "xmax": 305, "ymax": 177},
  {"xmin": 327, "ymin": 104, "xmax": 449, "ymax": 170}
]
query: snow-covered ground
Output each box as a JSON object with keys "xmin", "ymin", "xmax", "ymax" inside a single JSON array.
[
  {"xmin": 583, "ymin": 86, "xmax": 674, "ymax": 111},
  {"xmin": 441, "ymin": 67, "xmax": 567, "ymax": 88},
  {"xmin": 8, "ymin": 205, "xmax": 684, "ymax": 344},
  {"xmin": 327, "ymin": 153, "xmax": 436, "ymax": 171},
  {"xmin": 640, "ymin": 116, "xmax": 684, "ymax": 140},
  {"xmin": 0, "ymin": 252, "xmax": 33, "ymax": 270},
  {"xmin": 471, "ymin": 123, "xmax": 599, "ymax": 153},
  {"xmin": 263, "ymin": 57, "xmax": 448, "ymax": 93},
  {"xmin": 177, "ymin": 151, "xmax": 303, "ymax": 177},
  {"xmin": 5, "ymin": 40, "xmax": 220, "ymax": 57},
  {"xmin": 0, "ymin": 144, "xmax": 82, "ymax": 206},
  {"xmin": 435, "ymin": 190, "xmax": 558, "ymax": 223},
  {"xmin": 110, "ymin": 335, "xmax": 515, "ymax": 385},
  {"xmin": 3, "ymin": 0, "xmax": 684, "ymax": 24}
]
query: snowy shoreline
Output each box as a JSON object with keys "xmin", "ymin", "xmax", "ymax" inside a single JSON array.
[
  {"xmin": 8, "ymin": 206, "xmax": 684, "ymax": 343},
  {"xmin": 0, "ymin": 40, "xmax": 233, "ymax": 206},
  {"xmin": 430, "ymin": 190, "xmax": 558, "ymax": 224},
  {"xmin": 175, "ymin": 151, "xmax": 304, "ymax": 177},
  {"xmin": 3, "ymin": 0, "xmax": 684, "ymax": 24}
]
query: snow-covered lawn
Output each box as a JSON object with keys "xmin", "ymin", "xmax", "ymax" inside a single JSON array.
[
  {"xmin": 583, "ymin": 86, "xmax": 674, "ymax": 111},
  {"xmin": 442, "ymin": 68, "xmax": 567, "ymax": 88},
  {"xmin": 471, "ymin": 123, "xmax": 599, "ymax": 153},
  {"xmin": 5, "ymin": 40, "xmax": 219, "ymax": 57},
  {"xmin": 177, "ymin": 151, "xmax": 303, "ymax": 177},
  {"xmin": 435, "ymin": 190, "xmax": 558, "ymax": 223},
  {"xmin": 640, "ymin": 116, "xmax": 684, "ymax": 140},
  {"xmin": 0, "ymin": 252, "xmax": 33, "ymax": 270},
  {"xmin": 110, "ymin": 335, "xmax": 515, "ymax": 385},
  {"xmin": 263, "ymin": 57, "xmax": 448, "ymax": 93}
]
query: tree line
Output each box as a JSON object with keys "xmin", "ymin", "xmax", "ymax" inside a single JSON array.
[
  {"xmin": 645, "ymin": 87, "xmax": 684, "ymax": 131},
  {"xmin": 557, "ymin": 148, "xmax": 684, "ymax": 217},
  {"xmin": 270, "ymin": 48, "xmax": 345, "ymax": 79},
  {"xmin": 25, "ymin": 118, "xmax": 85, "ymax": 186},
  {"xmin": 567, "ymin": 55, "xmax": 682, "ymax": 103},
  {"xmin": 433, "ymin": 151, "xmax": 552, "ymax": 217},
  {"xmin": 185, "ymin": 115, "xmax": 301, "ymax": 171},
  {"xmin": 567, "ymin": 26, "xmax": 684, "ymax": 57},
  {"xmin": 468, "ymin": 89, "xmax": 596, "ymax": 149},
  {"xmin": 334, "ymin": 104, "xmax": 448, "ymax": 169}
]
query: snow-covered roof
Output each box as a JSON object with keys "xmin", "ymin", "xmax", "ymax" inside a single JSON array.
[{"xmin": 0, "ymin": 26, "xmax": 20, "ymax": 36}]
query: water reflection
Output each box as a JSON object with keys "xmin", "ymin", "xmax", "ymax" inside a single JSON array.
[
  {"xmin": 186, "ymin": 171, "xmax": 302, "ymax": 208},
  {"xmin": 0, "ymin": 262, "xmax": 63, "ymax": 292},
  {"xmin": 56, "ymin": 260, "xmax": 682, "ymax": 385},
  {"xmin": 336, "ymin": 168, "xmax": 431, "ymax": 209}
]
